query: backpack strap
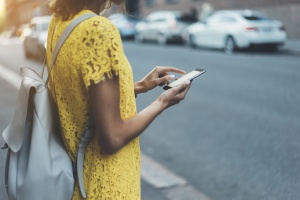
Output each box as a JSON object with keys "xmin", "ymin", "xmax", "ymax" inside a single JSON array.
[
  {"xmin": 4, "ymin": 148, "xmax": 10, "ymax": 193},
  {"xmin": 47, "ymin": 13, "xmax": 97, "ymax": 198},
  {"xmin": 45, "ymin": 13, "xmax": 97, "ymax": 83},
  {"xmin": 75, "ymin": 119, "xmax": 95, "ymax": 198}
]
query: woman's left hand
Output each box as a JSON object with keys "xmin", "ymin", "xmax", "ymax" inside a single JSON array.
[{"xmin": 134, "ymin": 66, "xmax": 186, "ymax": 95}]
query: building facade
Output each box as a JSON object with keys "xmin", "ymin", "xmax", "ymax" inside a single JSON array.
[{"xmin": 5, "ymin": 0, "xmax": 49, "ymax": 28}]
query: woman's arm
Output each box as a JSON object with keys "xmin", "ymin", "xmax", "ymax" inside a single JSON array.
[
  {"xmin": 134, "ymin": 66, "xmax": 186, "ymax": 96},
  {"xmin": 91, "ymin": 73, "xmax": 190, "ymax": 155}
]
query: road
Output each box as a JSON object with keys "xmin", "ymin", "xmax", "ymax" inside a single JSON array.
[{"xmin": 0, "ymin": 38, "xmax": 300, "ymax": 200}]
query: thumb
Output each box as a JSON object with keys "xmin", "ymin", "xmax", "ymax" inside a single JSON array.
[
  {"xmin": 157, "ymin": 74, "xmax": 175, "ymax": 86},
  {"xmin": 174, "ymin": 80, "xmax": 191, "ymax": 93}
]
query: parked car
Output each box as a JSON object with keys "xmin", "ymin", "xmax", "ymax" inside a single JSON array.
[
  {"xmin": 108, "ymin": 13, "xmax": 139, "ymax": 39},
  {"xmin": 135, "ymin": 10, "xmax": 197, "ymax": 45},
  {"xmin": 182, "ymin": 10, "xmax": 286, "ymax": 53},
  {"xmin": 15, "ymin": 23, "xmax": 29, "ymax": 37},
  {"xmin": 20, "ymin": 24, "xmax": 31, "ymax": 41},
  {"xmin": 23, "ymin": 16, "xmax": 52, "ymax": 61}
]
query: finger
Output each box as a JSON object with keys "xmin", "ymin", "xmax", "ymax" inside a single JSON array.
[
  {"xmin": 177, "ymin": 82, "xmax": 191, "ymax": 99},
  {"xmin": 157, "ymin": 74, "xmax": 176, "ymax": 86},
  {"xmin": 157, "ymin": 66, "xmax": 186, "ymax": 75},
  {"xmin": 171, "ymin": 80, "xmax": 190, "ymax": 94}
]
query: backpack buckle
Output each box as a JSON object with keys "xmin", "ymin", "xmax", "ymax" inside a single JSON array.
[{"xmin": 1, "ymin": 143, "xmax": 8, "ymax": 149}]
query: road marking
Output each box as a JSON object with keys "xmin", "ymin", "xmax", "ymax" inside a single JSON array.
[
  {"xmin": 141, "ymin": 153, "xmax": 187, "ymax": 188},
  {"xmin": 0, "ymin": 64, "xmax": 21, "ymax": 89},
  {"xmin": 141, "ymin": 153, "xmax": 211, "ymax": 200},
  {"xmin": 0, "ymin": 63, "xmax": 211, "ymax": 200}
]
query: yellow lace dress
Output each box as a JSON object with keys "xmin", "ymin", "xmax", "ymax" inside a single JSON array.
[{"xmin": 46, "ymin": 10, "xmax": 140, "ymax": 200}]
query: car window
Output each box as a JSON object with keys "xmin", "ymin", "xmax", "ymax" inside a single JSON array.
[
  {"xmin": 29, "ymin": 23, "xmax": 36, "ymax": 31},
  {"xmin": 205, "ymin": 13, "xmax": 220, "ymax": 23},
  {"xmin": 153, "ymin": 18, "xmax": 167, "ymax": 22},
  {"xmin": 40, "ymin": 23, "xmax": 49, "ymax": 31},
  {"xmin": 147, "ymin": 12, "xmax": 184, "ymax": 22},
  {"xmin": 241, "ymin": 14, "xmax": 272, "ymax": 21},
  {"xmin": 145, "ymin": 12, "xmax": 161, "ymax": 22},
  {"xmin": 110, "ymin": 16, "xmax": 125, "ymax": 24},
  {"xmin": 219, "ymin": 16, "xmax": 237, "ymax": 23},
  {"xmin": 176, "ymin": 14, "xmax": 198, "ymax": 23},
  {"xmin": 126, "ymin": 15, "xmax": 138, "ymax": 22}
]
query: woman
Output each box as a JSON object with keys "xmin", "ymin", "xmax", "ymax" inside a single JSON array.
[{"xmin": 47, "ymin": 0, "xmax": 191, "ymax": 199}]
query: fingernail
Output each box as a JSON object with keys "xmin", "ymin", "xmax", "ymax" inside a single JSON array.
[
  {"xmin": 186, "ymin": 80, "xmax": 190, "ymax": 85},
  {"xmin": 170, "ymin": 74, "xmax": 175, "ymax": 79}
]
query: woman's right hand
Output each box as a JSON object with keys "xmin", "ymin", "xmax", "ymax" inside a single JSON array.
[
  {"xmin": 91, "ymin": 73, "xmax": 191, "ymax": 154},
  {"xmin": 156, "ymin": 80, "xmax": 191, "ymax": 110},
  {"xmin": 134, "ymin": 66, "xmax": 186, "ymax": 96}
]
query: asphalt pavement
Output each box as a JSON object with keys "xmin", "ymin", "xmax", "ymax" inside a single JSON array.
[
  {"xmin": 0, "ymin": 38, "xmax": 300, "ymax": 200},
  {"xmin": 139, "ymin": 38, "xmax": 300, "ymax": 200}
]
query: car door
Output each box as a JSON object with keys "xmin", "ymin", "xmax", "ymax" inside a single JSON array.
[
  {"xmin": 150, "ymin": 16, "xmax": 169, "ymax": 41},
  {"xmin": 203, "ymin": 14, "xmax": 228, "ymax": 48},
  {"xmin": 144, "ymin": 13, "xmax": 168, "ymax": 41},
  {"xmin": 213, "ymin": 15, "xmax": 239, "ymax": 48},
  {"xmin": 142, "ymin": 14, "xmax": 157, "ymax": 40},
  {"xmin": 195, "ymin": 15, "xmax": 219, "ymax": 47}
]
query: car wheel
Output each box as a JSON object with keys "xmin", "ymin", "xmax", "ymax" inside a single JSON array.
[
  {"xmin": 157, "ymin": 33, "xmax": 168, "ymax": 45},
  {"xmin": 189, "ymin": 34, "xmax": 197, "ymax": 48},
  {"xmin": 224, "ymin": 36, "xmax": 236, "ymax": 54}
]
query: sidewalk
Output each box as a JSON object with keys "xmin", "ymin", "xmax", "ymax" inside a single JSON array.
[{"xmin": 140, "ymin": 154, "xmax": 211, "ymax": 200}]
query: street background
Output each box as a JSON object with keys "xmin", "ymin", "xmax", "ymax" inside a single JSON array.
[{"xmin": 0, "ymin": 37, "xmax": 300, "ymax": 200}]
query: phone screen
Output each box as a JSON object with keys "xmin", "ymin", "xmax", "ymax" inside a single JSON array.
[{"xmin": 163, "ymin": 68, "xmax": 205, "ymax": 90}]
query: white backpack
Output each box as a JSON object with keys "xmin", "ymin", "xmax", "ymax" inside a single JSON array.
[{"xmin": 2, "ymin": 13, "xmax": 96, "ymax": 200}]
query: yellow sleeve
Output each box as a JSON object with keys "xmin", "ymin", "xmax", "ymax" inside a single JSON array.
[{"xmin": 80, "ymin": 18, "xmax": 123, "ymax": 89}]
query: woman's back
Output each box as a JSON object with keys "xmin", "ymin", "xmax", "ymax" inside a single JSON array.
[{"xmin": 46, "ymin": 10, "xmax": 141, "ymax": 200}]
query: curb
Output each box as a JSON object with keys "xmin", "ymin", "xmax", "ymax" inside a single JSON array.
[{"xmin": 141, "ymin": 154, "xmax": 211, "ymax": 200}]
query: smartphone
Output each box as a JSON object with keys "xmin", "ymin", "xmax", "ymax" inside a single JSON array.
[{"xmin": 163, "ymin": 68, "xmax": 206, "ymax": 90}]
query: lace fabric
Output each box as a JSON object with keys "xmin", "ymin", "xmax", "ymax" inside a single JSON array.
[{"xmin": 46, "ymin": 10, "xmax": 140, "ymax": 199}]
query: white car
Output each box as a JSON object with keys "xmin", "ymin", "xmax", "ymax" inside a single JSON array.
[
  {"xmin": 183, "ymin": 10, "xmax": 286, "ymax": 53},
  {"xmin": 23, "ymin": 16, "xmax": 52, "ymax": 61},
  {"xmin": 135, "ymin": 11, "xmax": 197, "ymax": 45}
]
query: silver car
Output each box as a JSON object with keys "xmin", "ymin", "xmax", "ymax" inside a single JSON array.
[
  {"xmin": 108, "ymin": 13, "xmax": 139, "ymax": 39},
  {"xmin": 135, "ymin": 11, "xmax": 197, "ymax": 45},
  {"xmin": 23, "ymin": 16, "xmax": 52, "ymax": 61}
]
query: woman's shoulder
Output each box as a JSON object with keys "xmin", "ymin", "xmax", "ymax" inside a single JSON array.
[{"xmin": 78, "ymin": 11, "xmax": 119, "ymax": 35}]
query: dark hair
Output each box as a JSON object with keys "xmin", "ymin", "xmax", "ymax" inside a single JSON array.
[{"xmin": 49, "ymin": 0, "xmax": 124, "ymax": 20}]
